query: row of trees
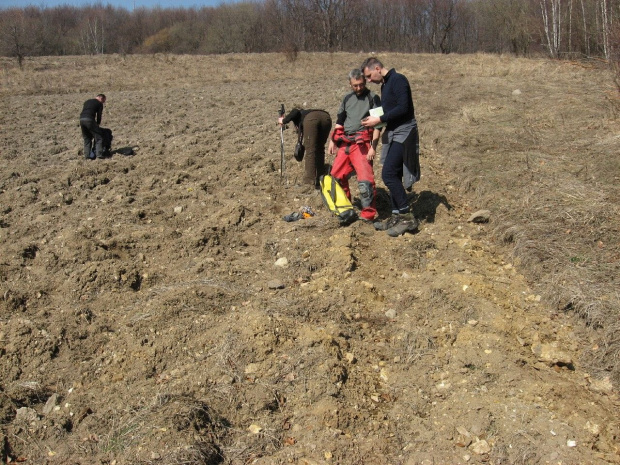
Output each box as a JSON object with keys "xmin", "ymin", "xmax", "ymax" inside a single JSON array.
[{"xmin": 0, "ymin": 0, "xmax": 618, "ymax": 64}]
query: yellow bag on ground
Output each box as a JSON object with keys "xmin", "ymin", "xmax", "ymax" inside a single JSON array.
[{"xmin": 319, "ymin": 174, "xmax": 358, "ymax": 226}]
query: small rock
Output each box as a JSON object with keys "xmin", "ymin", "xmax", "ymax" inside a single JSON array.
[
  {"xmin": 299, "ymin": 459, "xmax": 324, "ymax": 465},
  {"xmin": 456, "ymin": 434, "xmax": 473, "ymax": 448},
  {"xmin": 274, "ymin": 257, "xmax": 288, "ymax": 267},
  {"xmin": 267, "ymin": 280, "xmax": 285, "ymax": 289},
  {"xmin": 470, "ymin": 438, "xmax": 491, "ymax": 455},
  {"xmin": 218, "ymin": 375, "xmax": 234, "ymax": 385},
  {"xmin": 567, "ymin": 439, "xmax": 577, "ymax": 447},
  {"xmin": 385, "ymin": 309, "xmax": 397, "ymax": 319},
  {"xmin": 467, "ymin": 210, "xmax": 491, "ymax": 223},
  {"xmin": 585, "ymin": 421, "xmax": 600, "ymax": 436},
  {"xmin": 467, "ymin": 319, "xmax": 478, "ymax": 326},
  {"xmin": 345, "ymin": 352, "xmax": 356, "ymax": 364},
  {"xmin": 436, "ymin": 381, "xmax": 452, "ymax": 391},
  {"xmin": 16, "ymin": 407, "xmax": 39, "ymax": 423},
  {"xmin": 248, "ymin": 424, "xmax": 262, "ymax": 434},
  {"xmin": 531, "ymin": 342, "xmax": 573, "ymax": 365},
  {"xmin": 43, "ymin": 393, "xmax": 58, "ymax": 415},
  {"xmin": 245, "ymin": 363, "xmax": 260, "ymax": 374},
  {"xmin": 512, "ymin": 89, "xmax": 522, "ymax": 96},
  {"xmin": 173, "ymin": 206, "xmax": 184, "ymax": 214},
  {"xmin": 456, "ymin": 426, "xmax": 471, "ymax": 437},
  {"xmin": 588, "ymin": 376, "xmax": 614, "ymax": 393}
]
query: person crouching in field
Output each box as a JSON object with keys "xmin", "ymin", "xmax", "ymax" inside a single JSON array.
[
  {"xmin": 80, "ymin": 94, "xmax": 106, "ymax": 160},
  {"xmin": 361, "ymin": 57, "xmax": 421, "ymax": 237},
  {"xmin": 279, "ymin": 107, "xmax": 332, "ymax": 189},
  {"xmin": 328, "ymin": 68, "xmax": 382, "ymax": 222}
]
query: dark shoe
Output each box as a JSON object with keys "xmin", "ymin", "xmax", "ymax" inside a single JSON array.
[
  {"xmin": 373, "ymin": 214, "xmax": 399, "ymax": 231},
  {"xmin": 283, "ymin": 212, "xmax": 302, "ymax": 222},
  {"xmin": 387, "ymin": 213, "xmax": 419, "ymax": 237}
]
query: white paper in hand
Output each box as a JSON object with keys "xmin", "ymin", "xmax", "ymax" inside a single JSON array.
[{"xmin": 368, "ymin": 107, "xmax": 386, "ymax": 129}]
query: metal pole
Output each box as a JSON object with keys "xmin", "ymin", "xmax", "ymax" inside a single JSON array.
[{"xmin": 279, "ymin": 104, "xmax": 286, "ymax": 184}]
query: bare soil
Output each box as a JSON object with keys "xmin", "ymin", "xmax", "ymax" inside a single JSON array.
[{"xmin": 0, "ymin": 53, "xmax": 619, "ymax": 465}]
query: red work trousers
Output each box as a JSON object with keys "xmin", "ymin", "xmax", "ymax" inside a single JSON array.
[{"xmin": 330, "ymin": 142, "xmax": 377, "ymax": 221}]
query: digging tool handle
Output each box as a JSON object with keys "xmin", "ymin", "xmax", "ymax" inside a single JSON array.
[{"xmin": 279, "ymin": 104, "xmax": 286, "ymax": 182}]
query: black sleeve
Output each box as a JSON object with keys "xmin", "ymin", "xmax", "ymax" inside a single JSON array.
[
  {"xmin": 336, "ymin": 94, "xmax": 351, "ymax": 126},
  {"xmin": 96, "ymin": 104, "xmax": 103, "ymax": 125},
  {"xmin": 282, "ymin": 108, "xmax": 301, "ymax": 126},
  {"xmin": 336, "ymin": 110, "xmax": 346, "ymax": 126}
]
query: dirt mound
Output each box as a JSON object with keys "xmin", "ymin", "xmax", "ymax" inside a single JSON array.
[{"xmin": 0, "ymin": 53, "xmax": 619, "ymax": 464}]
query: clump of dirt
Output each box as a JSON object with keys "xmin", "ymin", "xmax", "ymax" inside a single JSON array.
[{"xmin": 0, "ymin": 53, "xmax": 618, "ymax": 464}]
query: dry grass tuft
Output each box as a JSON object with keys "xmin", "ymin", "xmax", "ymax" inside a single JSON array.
[
  {"xmin": 429, "ymin": 54, "xmax": 620, "ymax": 384},
  {"xmin": 98, "ymin": 394, "xmax": 228, "ymax": 465}
]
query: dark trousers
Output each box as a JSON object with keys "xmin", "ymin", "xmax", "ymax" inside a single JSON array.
[
  {"xmin": 80, "ymin": 119, "xmax": 104, "ymax": 159},
  {"xmin": 301, "ymin": 111, "xmax": 331, "ymax": 186},
  {"xmin": 382, "ymin": 141, "xmax": 409, "ymax": 214}
]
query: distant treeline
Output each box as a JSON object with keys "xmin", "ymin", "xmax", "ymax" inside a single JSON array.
[{"xmin": 0, "ymin": 0, "xmax": 618, "ymax": 64}]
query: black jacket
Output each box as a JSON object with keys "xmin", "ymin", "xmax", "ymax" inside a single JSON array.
[{"xmin": 80, "ymin": 99, "xmax": 104, "ymax": 124}]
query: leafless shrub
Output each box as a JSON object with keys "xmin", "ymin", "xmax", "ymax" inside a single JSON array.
[
  {"xmin": 282, "ymin": 44, "xmax": 298, "ymax": 63},
  {"xmin": 404, "ymin": 329, "xmax": 436, "ymax": 364}
]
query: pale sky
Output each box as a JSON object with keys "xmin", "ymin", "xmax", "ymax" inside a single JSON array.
[{"xmin": 0, "ymin": 0, "xmax": 247, "ymax": 9}]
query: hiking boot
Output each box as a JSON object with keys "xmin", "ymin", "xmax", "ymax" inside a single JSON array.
[
  {"xmin": 373, "ymin": 215, "xmax": 399, "ymax": 231},
  {"xmin": 387, "ymin": 213, "xmax": 419, "ymax": 237}
]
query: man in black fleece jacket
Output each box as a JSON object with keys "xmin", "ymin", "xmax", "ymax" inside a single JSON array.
[
  {"xmin": 361, "ymin": 58, "xmax": 420, "ymax": 237},
  {"xmin": 80, "ymin": 94, "xmax": 107, "ymax": 159}
]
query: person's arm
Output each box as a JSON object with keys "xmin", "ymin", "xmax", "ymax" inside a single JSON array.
[
  {"xmin": 367, "ymin": 128, "xmax": 381, "ymax": 161},
  {"xmin": 328, "ymin": 124, "xmax": 344, "ymax": 155},
  {"xmin": 96, "ymin": 102, "xmax": 103, "ymax": 125},
  {"xmin": 281, "ymin": 108, "xmax": 301, "ymax": 126},
  {"xmin": 335, "ymin": 99, "xmax": 347, "ymax": 127}
]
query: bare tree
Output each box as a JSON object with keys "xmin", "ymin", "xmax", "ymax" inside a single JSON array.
[
  {"xmin": 599, "ymin": 0, "xmax": 611, "ymax": 58},
  {"xmin": 0, "ymin": 9, "xmax": 39, "ymax": 67},
  {"xmin": 81, "ymin": 15, "xmax": 105, "ymax": 54},
  {"xmin": 308, "ymin": 0, "xmax": 352, "ymax": 51},
  {"xmin": 579, "ymin": 0, "xmax": 591, "ymax": 55},
  {"xmin": 426, "ymin": 0, "xmax": 461, "ymax": 53},
  {"xmin": 0, "ymin": 0, "xmax": 618, "ymax": 62},
  {"xmin": 540, "ymin": 0, "xmax": 562, "ymax": 57}
]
